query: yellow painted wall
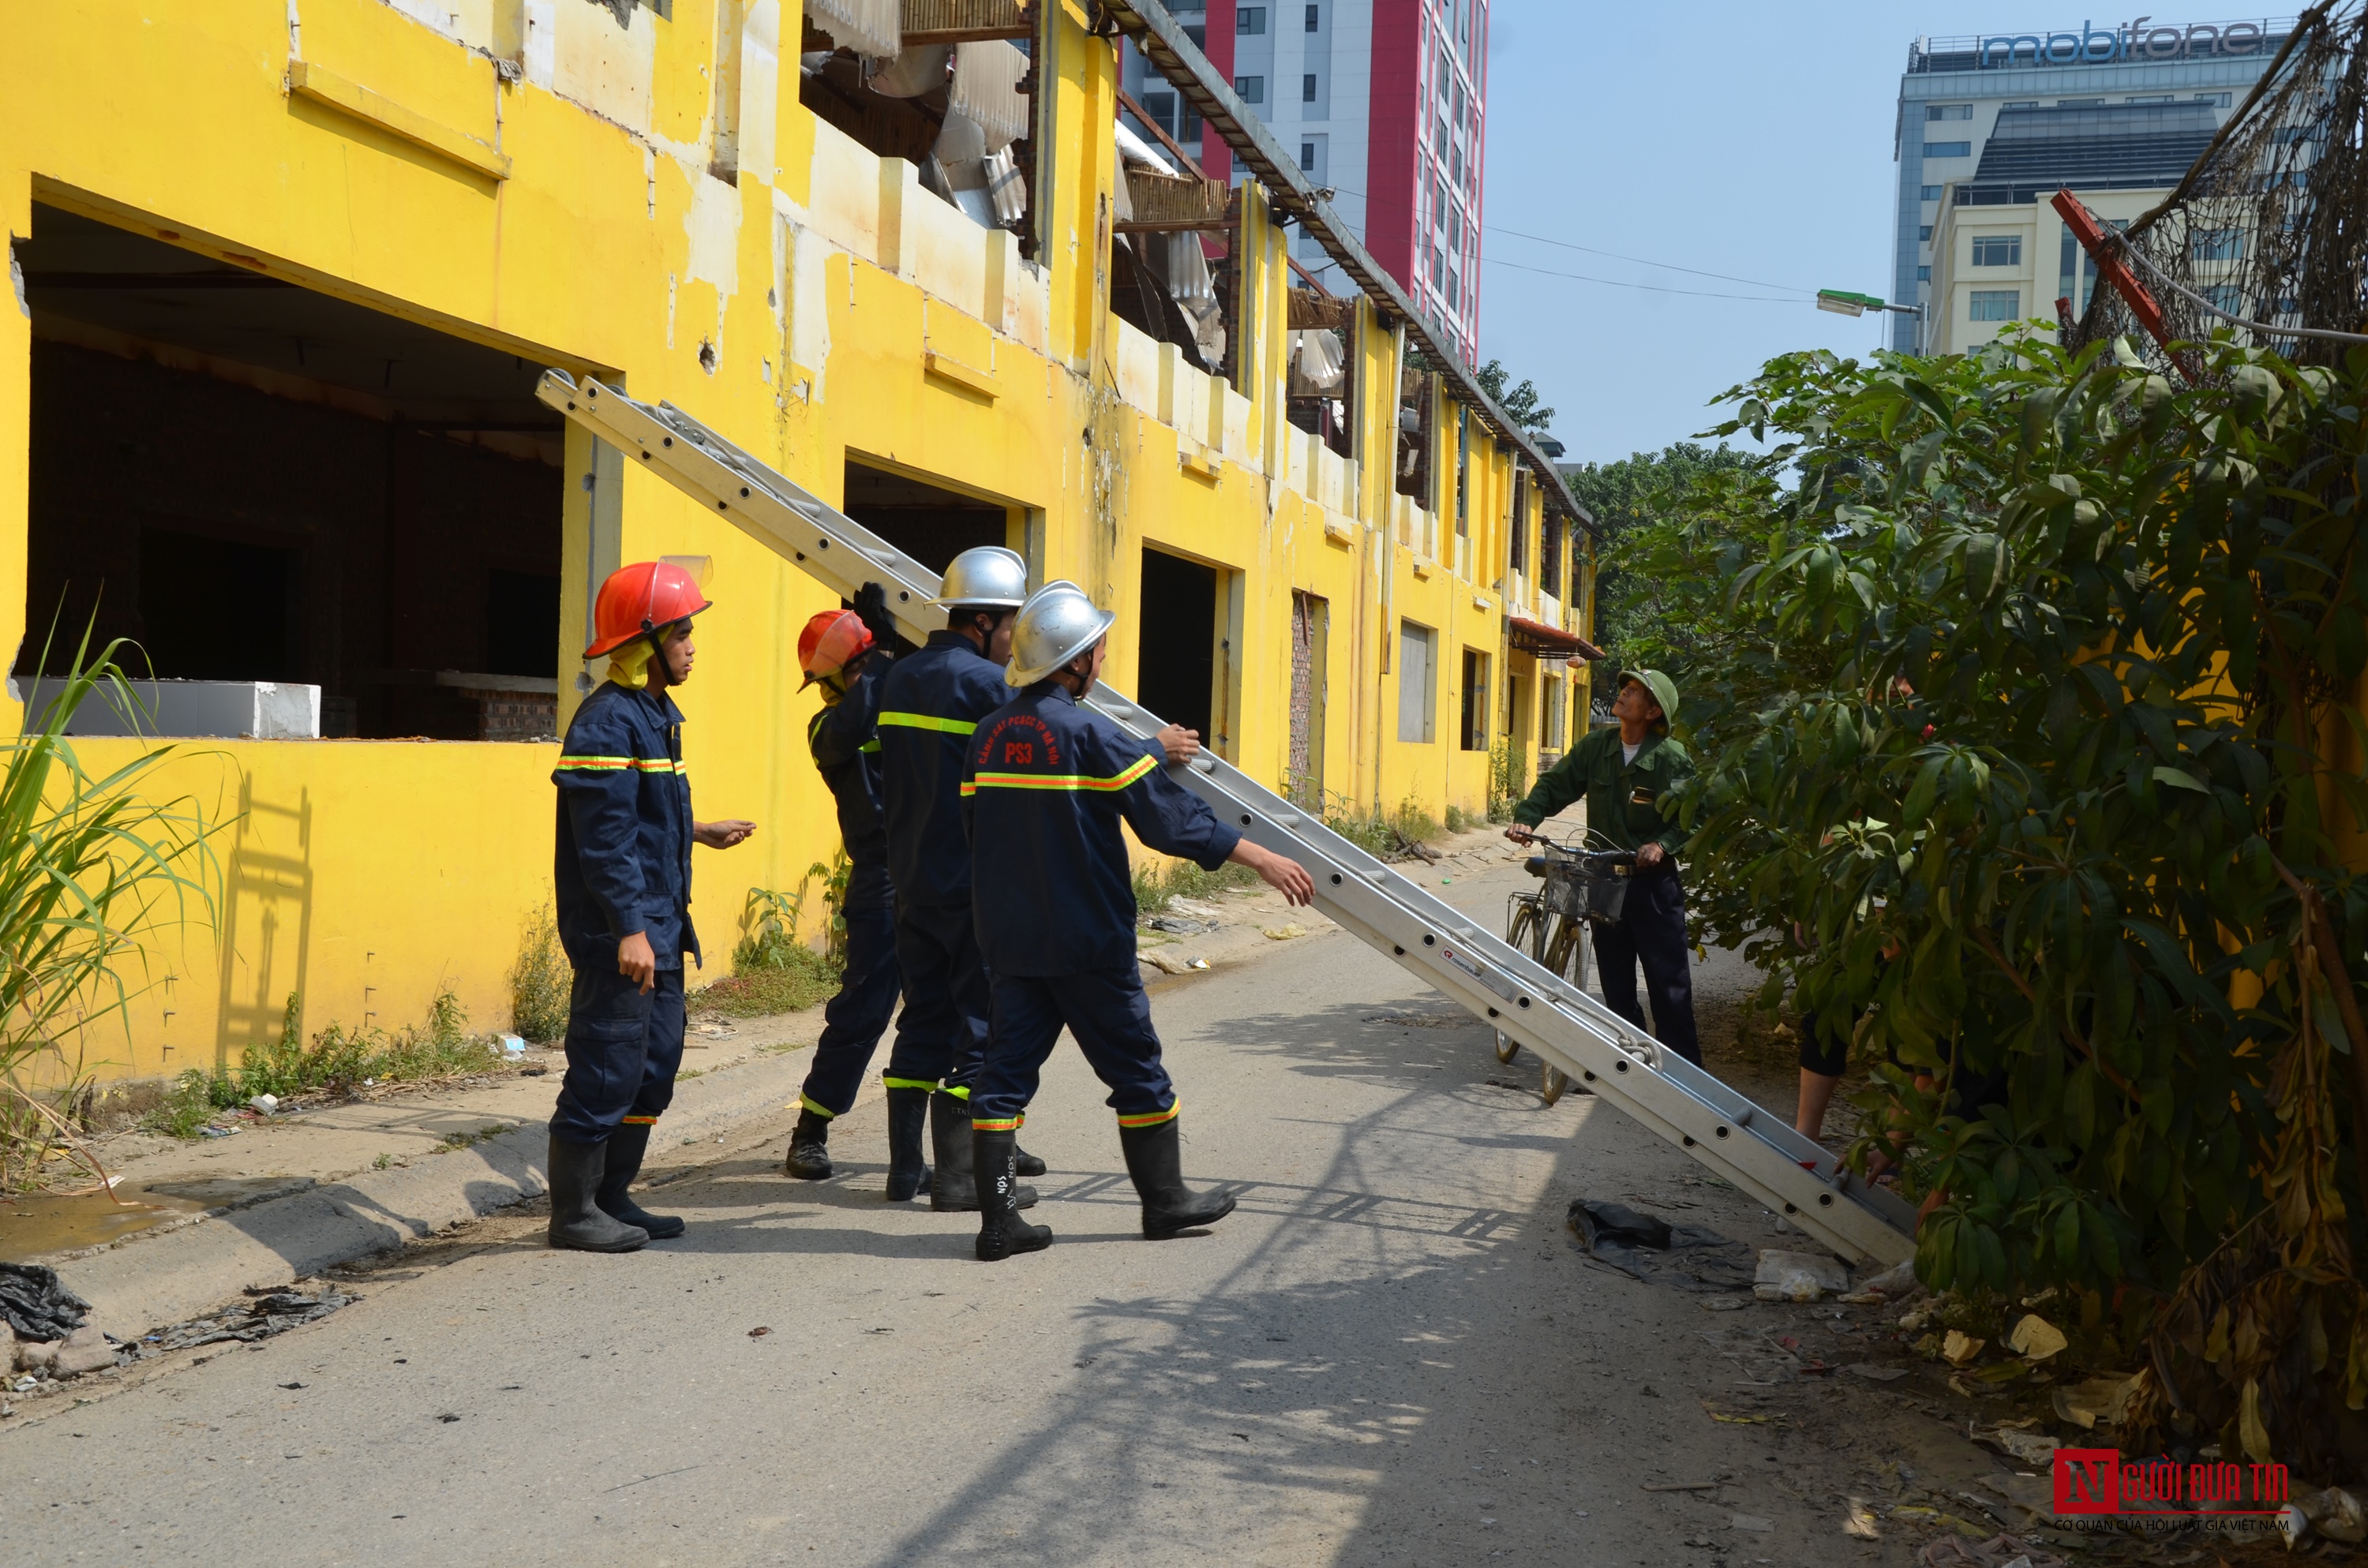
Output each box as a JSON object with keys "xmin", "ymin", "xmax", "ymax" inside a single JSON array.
[{"xmin": 6, "ymin": 0, "xmax": 1587, "ymax": 1083}]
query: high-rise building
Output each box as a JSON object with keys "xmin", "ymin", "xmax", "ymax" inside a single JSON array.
[
  {"xmin": 1891, "ymin": 17, "xmax": 2292, "ymax": 350},
  {"xmin": 1120, "ymin": 0, "xmax": 1487, "ymax": 364}
]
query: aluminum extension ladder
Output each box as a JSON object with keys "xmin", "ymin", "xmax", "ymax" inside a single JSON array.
[{"xmin": 534, "ymin": 371, "xmax": 1920, "ymax": 1267}]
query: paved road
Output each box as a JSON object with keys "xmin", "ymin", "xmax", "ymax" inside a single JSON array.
[{"xmin": 1, "ymin": 861, "xmax": 1905, "ymax": 1566}]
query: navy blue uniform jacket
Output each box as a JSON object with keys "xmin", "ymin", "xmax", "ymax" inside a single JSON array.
[
  {"xmin": 878, "ymin": 631, "xmax": 1010, "ymax": 907},
  {"xmin": 553, "ymin": 681, "xmax": 699, "ymax": 971},
  {"xmin": 808, "ymin": 659, "xmax": 894, "ymax": 909},
  {"xmin": 961, "ymin": 683, "xmax": 1241, "ymax": 977}
]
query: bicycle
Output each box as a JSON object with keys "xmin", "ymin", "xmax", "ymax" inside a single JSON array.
[{"xmin": 1498, "ymin": 833, "xmax": 1636, "ymax": 1104}]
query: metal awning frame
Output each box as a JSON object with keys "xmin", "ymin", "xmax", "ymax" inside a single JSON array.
[{"xmin": 1096, "ymin": 0, "xmax": 1596, "ymax": 537}]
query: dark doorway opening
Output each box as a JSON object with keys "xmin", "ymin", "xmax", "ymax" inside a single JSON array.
[
  {"xmin": 17, "ymin": 201, "xmax": 566, "ymax": 739},
  {"xmin": 842, "ymin": 460, "xmax": 1010, "ymax": 578},
  {"xmin": 1137, "ymin": 548, "xmax": 1216, "ymax": 741}
]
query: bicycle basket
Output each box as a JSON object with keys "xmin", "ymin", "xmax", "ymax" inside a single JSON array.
[{"xmin": 1543, "ymin": 855, "xmax": 1630, "ymax": 923}]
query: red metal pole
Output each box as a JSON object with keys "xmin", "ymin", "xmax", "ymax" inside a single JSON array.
[{"xmin": 2051, "ymin": 189, "xmax": 2196, "ymax": 380}]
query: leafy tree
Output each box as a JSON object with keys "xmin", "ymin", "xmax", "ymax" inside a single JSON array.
[
  {"xmin": 1560, "ymin": 443, "xmax": 1755, "ymax": 671},
  {"xmin": 1474, "ymin": 358, "xmax": 1553, "ymax": 432},
  {"xmin": 1656, "ymin": 330, "xmax": 2368, "ymax": 1473}
]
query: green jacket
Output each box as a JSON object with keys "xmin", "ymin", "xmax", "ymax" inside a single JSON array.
[{"xmin": 1514, "ymin": 725, "xmax": 1694, "ymax": 856}]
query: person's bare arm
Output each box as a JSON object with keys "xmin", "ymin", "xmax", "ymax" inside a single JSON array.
[{"xmin": 1229, "ymin": 839, "xmax": 1315, "ymax": 906}]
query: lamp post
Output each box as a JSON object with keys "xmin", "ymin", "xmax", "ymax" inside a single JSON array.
[{"xmin": 1817, "ymin": 290, "xmax": 1926, "ymax": 352}]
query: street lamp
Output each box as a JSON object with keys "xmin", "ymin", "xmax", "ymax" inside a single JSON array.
[{"xmin": 1817, "ymin": 290, "xmax": 1925, "ymax": 351}]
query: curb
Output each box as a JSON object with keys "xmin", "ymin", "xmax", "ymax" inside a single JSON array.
[{"xmin": 54, "ymin": 1050, "xmax": 819, "ymax": 1339}]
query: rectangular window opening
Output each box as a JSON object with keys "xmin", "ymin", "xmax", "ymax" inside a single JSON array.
[
  {"xmin": 1459, "ymin": 647, "xmax": 1489, "ymax": 752},
  {"xmin": 1923, "ymin": 140, "xmax": 1972, "ymax": 159},
  {"xmin": 1302, "ymin": 73, "xmax": 1317, "ymax": 103},
  {"xmin": 20, "ymin": 201, "xmax": 567, "ymax": 743},
  {"xmin": 1139, "ymin": 548, "xmax": 1222, "ymax": 747},
  {"xmin": 1238, "ymin": 6, "xmax": 1267, "ymax": 34},
  {"xmin": 1398, "ymin": 621, "xmax": 1437, "ymax": 744},
  {"xmin": 1972, "ymin": 234, "xmax": 2021, "ymax": 266},
  {"xmin": 1304, "ymin": 2, "xmax": 1320, "ymax": 30},
  {"xmin": 1236, "ymin": 75, "xmax": 1265, "ymax": 103}
]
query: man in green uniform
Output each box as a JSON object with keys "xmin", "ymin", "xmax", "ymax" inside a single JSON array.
[{"xmin": 1505, "ymin": 668, "xmax": 1700, "ymax": 1067}]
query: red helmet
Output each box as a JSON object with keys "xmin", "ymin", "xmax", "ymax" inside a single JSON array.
[
  {"xmin": 586, "ymin": 560, "xmax": 713, "ymax": 659},
  {"xmin": 797, "ymin": 609, "xmax": 874, "ymax": 689}
]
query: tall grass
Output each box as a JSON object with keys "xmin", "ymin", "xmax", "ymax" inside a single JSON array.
[
  {"xmin": 508, "ymin": 902, "xmax": 570, "ymax": 1043},
  {"xmin": 1131, "ymin": 857, "xmax": 1259, "ymax": 915},
  {"xmin": 1, "ymin": 627, "xmax": 222, "ymax": 1191}
]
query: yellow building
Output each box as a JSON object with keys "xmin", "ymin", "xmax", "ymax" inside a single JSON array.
[{"xmin": 6, "ymin": 0, "xmax": 1591, "ymax": 1084}]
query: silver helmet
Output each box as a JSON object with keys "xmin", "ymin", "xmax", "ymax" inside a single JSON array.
[
  {"xmin": 933, "ymin": 545, "xmax": 1029, "ymax": 610},
  {"xmin": 1006, "ymin": 581, "xmax": 1118, "ymax": 687}
]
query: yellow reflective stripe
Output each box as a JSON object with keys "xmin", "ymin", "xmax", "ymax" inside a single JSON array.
[
  {"xmin": 1115, "ymin": 1102, "xmax": 1179, "ymax": 1128},
  {"xmin": 958, "ymin": 781, "xmax": 977, "ymax": 796},
  {"xmin": 555, "ymin": 755, "xmax": 684, "ymax": 774},
  {"xmin": 942, "ymin": 1083, "xmax": 972, "ymax": 1102},
  {"xmin": 970, "ymin": 754, "xmax": 1158, "ymax": 793},
  {"xmin": 620, "ymin": 1113, "xmax": 660, "ymax": 1126},
  {"xmin": 882, "ymin": 1076, "xmax": 939, "ymax": 1092},
  {"xmin": 798, "ymin": 1094, "xmax": 837, "ymax": 1119},
  {"xmin": 878, "ymin": 712, "xmax": 977, "ymax": 735},
  {"xmin": 860, "ymin": 739, "xmax": 881, "ymax": 754},
  {"xmin": 972, "ymin": 1116, "xmax": 1021, "ymax": 1132}
]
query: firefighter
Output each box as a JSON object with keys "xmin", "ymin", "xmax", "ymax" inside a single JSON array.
[
  {"xmin": 781, "ymin": 586, "xmax": 941, "ymax": 1199},
  {"xmin": 961, "ymin": 581, "xmax": 1314, "ymax": 1262},
  {"xmin": 875, "ymin": 545, "xmax": 1043, "ymax": 1212},
  {"xmin": 549, "ymin": 559, "xmax": 755, "ymax": 1252},
  {"xmin": 1504, "ymin": 668, "xmax": 1699, "ymax": 1067}
]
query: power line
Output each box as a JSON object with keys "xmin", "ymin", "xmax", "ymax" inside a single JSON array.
[
  {"xmin": 1479, "ymin": 255, "xmax": 1805, "ymax": 303},
  {"xmin": 1306, "ymin": 183, "xmax": 1824, "ymax": 300},
  {"xmin": 1485, "ymin": 225, "xmax": 1822, "ymax": 296}
]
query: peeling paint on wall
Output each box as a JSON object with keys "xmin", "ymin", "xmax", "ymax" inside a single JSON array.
[
  {"xmin": 9, "ymin": 235, "xmax": 26, "ymax": 320},
  {"xmin": 684, "ymin": 170, "xmax": 741, "ymax": 301}
]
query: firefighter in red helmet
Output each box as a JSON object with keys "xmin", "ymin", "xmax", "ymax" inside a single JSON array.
[{"xmin": 547, "ymin": 559, "xmax": 755, "ymax": 1252}]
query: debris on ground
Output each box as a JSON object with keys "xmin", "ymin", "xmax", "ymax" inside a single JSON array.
[
  {"xmin": 1565, "ymin": 1199, "xmax": 1757, "ymax": 1291},
  {"xmin": 138, "ymin": 1285, "xmax": 358, "ymax": 1356},
  {"xmin": 1141, "ymin": 915, "xmax": 1216, "ymax": 935},
  {"xmin": 1261, "ymin": 923, "xmax": 1307, "ymax": 941},
  {"xmin": 2049, "ymin": 1372, "xmax": 2138, "ymax": 1429},
  {"xmin": 1917, "ymin": 1532, "xmax": 2066, "ymax": 1568},
  {"xmin": 0, "ymin": 1263, "xmax": 90, "ymax": 1341},
  {"xmin": 1141, "ymin": 951, "xmax": 1208, "ymax": 975},
  {"xmin": 1839, "ymin": 1256, "xmax": 1922, "ymax": 1304},
  {"xmin": 1969, "ymin": 1420, "xmax": 2057, "ymax": 1468},
  {"xmin": 2301, "ymin": 1485, "xmax": 2367, "ymax": 1544},
  {"xmin": 2003, "ymin": 1314, "xmax": 2066, "ymax": 1361},
  {"xmin": 1752, "ymin": 1248, "xmax": 1849, "ymax": 1302}
]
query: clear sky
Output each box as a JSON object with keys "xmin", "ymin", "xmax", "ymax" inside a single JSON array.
[{"xmin": 1475, "ymin": 1, "xmax": 2023, "ymax": 466}]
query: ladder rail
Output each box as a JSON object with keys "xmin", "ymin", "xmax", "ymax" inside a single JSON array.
[{"xmin": 535, "ymin": 371, "xmax": 1919, "ymax": 1266}]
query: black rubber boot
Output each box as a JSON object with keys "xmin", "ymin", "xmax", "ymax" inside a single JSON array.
[
  {"xmin": 594, "ymin": 1122, "xmax": 685, "ymax": 1240},
  {"xmin": 1014, "ymin": 1142, "xmax": 1047, "ymax": 1177},
  {"xmin": 931, "ymin": 1092, "xmax": 1036, "ymax": 1212},
  {"xmin": 548, "ymin": 1133, "xmax": 650, "ymax": 1252},
  {"xmin": 972, "ymin": 1128, "xmax": 1053, "ymax": 1262},
  {"xmin": 1118, "ymin": 1117, "xmax": 1235, "ymax": 1240},
  {"xmin": 785, "ymin": 1108, "xmax": 834, "ymax": 1181},
  {"xmin": 884, "ymin": 1087, "xmax": 933, "ymax": 1203}
]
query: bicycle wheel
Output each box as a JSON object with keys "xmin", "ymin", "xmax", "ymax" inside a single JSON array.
[
  {"xmin": 1496, "ymin": 900, "xmax": 1543, "ymax": 1064},
  {"xmin": 1541, "ymin": 1061, "xmax": 1570, "ymax": 1106}
]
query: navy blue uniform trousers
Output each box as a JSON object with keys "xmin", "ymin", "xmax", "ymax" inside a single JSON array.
[
  {"xmin": 892, "ymin": 900, "xmax": 991, "ymax": 1095},
  {"xmin": 969, "ymin": 964, "xmax": 1177, "ymax": 1129},
  {"xmin": 551, "ymin": 964, "xmax": 687, "ymax": 1141},
  {"xmin": 797, "ymin": 900, "xmax": 928, "ymax": 1116},
  {"xmin": 1591, "ymin": 866, "xmax": 1702, "ymax": 1068}
]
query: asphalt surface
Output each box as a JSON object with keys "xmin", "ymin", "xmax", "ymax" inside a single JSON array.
[{"xmin": 0, "ymin": 859, "xmax": 1898, "ymax": 1566}]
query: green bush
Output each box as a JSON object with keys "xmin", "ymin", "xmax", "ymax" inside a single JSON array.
[
  {"xmin": 150, "ymin": 989, "xmax": 504, "ymax": 1135},
  {"xmin": 508, "ymin": 903, "xmax": 570, "ymax": 1042},
  {"xmin": 692, "ymin": 870, "xmax": 847, "ymax": 1018}
]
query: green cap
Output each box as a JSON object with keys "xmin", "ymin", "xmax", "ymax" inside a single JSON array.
[{"xmin": 1618, "ymin": 668, "xmax": 1680, "ymax": 728}]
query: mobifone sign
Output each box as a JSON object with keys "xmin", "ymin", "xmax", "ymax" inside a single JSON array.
[{"xmin": 1979, "ymin": 17, "xmax": 2272, "ymax": 67}]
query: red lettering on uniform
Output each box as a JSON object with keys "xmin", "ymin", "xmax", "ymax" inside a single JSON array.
[{"xmin": 1005, "ymin": 741, "xmax": 1033, "ymax": 764}]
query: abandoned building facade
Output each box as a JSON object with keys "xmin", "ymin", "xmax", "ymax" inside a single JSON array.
[{"xmin": 6, "ymin": 0, "xmax": 1593, "ymax": 1083}]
